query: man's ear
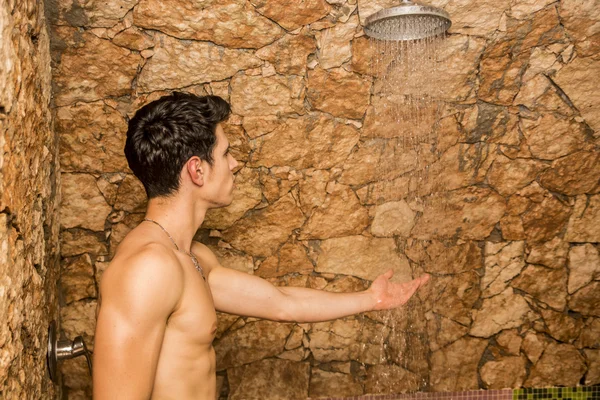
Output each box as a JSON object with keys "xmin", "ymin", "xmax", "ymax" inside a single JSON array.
[{"xmin": 186, "ymin": 157, "xmax": 204, "ymax": 187}]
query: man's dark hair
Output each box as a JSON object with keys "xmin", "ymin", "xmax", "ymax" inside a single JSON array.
[{"xmin": 125, "ymin": 92, "xmax": 230, "ymax": 199}]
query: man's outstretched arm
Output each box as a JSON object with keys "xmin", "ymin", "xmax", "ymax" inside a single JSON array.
[{"xmin": 206, "ymin": 250, "xmax": 429, "ymax": 322}]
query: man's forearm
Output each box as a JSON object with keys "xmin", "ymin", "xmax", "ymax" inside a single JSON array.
[
  {"xmin": 210, "ymin": 265, "xmax": 427, "ymax": 323},
  {"xmin": 277, "ymin": 286, "xmax": 377, "ymax": 323}
]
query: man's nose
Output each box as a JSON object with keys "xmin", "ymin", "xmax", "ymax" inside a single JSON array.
[{"xmin": 230, "ymin": 156, "xmax": 239, "ymax": 170}]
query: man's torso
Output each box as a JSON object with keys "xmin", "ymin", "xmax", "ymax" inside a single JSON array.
[{"xmin": 100, "ymin": 228, "xmax": 220, "ymax": 399}]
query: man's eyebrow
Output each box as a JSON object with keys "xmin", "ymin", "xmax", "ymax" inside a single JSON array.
[{"xmin": 224, "ymin": 144, "xmax": 230, "ymax": 154}]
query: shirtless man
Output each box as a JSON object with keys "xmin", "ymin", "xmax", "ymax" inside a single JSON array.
[{"xmin": 93, "ymin": 92, "xmax": 430, "ymax": 400}]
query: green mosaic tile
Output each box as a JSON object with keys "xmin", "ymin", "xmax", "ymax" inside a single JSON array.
[{"xmin": 513, "ymin": 387, "xmax": 600, "ymax": 400}]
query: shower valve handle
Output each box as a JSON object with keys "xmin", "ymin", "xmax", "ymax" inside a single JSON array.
[
  {"xmin": 47, "ymin": 321, "xmax": 93, "ymax": 383},
  {"xmin": 56, "ymin": 336, "xmax": 87, "ymax": 360}
]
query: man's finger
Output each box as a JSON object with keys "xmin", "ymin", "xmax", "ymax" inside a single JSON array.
[
  {"xmin": 417, "ymin": 274, "xmax": 430, "ymax": 286},
  {"xmin": 400, "ymin": 275, "xmax": 429, "ymax": 299}
]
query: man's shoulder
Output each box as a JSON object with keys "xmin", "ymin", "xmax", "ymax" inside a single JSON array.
[
  {"xmin": 190, "ymin": 241, "xmax": 222, "ymax": 274},
  {"xmin": 190, "ymin": 240, "xmax": 211, "ymax": 255},
  {"xmin": 102, "ymin": 241, "xmax": 184, "ymax": 291},
  {"xmin": 114, "ymin": 240, "xmax": 180, "ymax": 267},
  {"xmin": 98, "ymin": 241, "xmax": 185, "ymax": 323}
]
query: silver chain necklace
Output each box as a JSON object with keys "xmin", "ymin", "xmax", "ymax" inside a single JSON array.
[{"xmin": 143, "ymin": 218, "xmax": 205, "ymax": 280}]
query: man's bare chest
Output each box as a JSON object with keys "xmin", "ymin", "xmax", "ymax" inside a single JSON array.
[{"xmin": 166, "ymin": 271, "xmax": 218, "ymax": 346}]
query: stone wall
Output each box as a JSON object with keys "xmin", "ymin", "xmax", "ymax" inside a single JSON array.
[
  {"xmin": 0, "ymin": 0, "xmax": 61, "ymax": 398},
  {"xmin": 49, "ymin": 0, "xmax": 600, "ymax": 398}
]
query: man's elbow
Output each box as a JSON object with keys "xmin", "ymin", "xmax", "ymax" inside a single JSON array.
[
  {"xmin": 272, "ymin": 305, "xmax": 294, "ymax": 322},
  {"xmin": 272, "ymin": 293, "xmax": 300, "ymax": 323}
]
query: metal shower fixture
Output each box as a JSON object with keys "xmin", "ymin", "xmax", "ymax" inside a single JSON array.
[{"xmin": 364, "ymin": 0, "xmax": 451, "ymax": 41}]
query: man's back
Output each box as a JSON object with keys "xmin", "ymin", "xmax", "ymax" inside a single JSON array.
[{"xmin": 94, "ymin": 224, "xmax": 219, "ymax": 400}]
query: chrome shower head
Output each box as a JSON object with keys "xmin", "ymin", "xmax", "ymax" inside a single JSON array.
[{"xmin": 364, "ymin": 0, "xmax": 451, "ymax": 41}]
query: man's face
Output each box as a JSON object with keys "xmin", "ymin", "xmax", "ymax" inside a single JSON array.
[{"xmin": 202, "ymin": 123, "xmax": 238, "ymax": 208}]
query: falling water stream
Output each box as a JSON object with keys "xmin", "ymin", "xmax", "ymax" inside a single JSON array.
[
  {"xmin": 362, "ymin": 19, "xmax": 449, "ymax": 392},
  {"xmin": 369, "ymin": 28, "xmax": 446, "ymax": 202}
]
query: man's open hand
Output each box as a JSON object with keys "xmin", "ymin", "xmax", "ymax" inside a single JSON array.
[{"xmin": 368, "ymin": 270, "xmax": 430, "ymax": 311}]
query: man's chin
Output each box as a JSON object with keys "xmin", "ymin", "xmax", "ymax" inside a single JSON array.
[{"xmin": 209, "ymin": 197, "xmax": 234, "ymax": 209}]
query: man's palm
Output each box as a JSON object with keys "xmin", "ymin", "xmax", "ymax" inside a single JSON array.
[{"xmin": 369, "ymin": 270, "xmax": 430, "ymax": 310}]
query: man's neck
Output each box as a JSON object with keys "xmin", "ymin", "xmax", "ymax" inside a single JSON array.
[{"xmin": 144, "ymin": 195, "xmax": 207, "ymax": 253}]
